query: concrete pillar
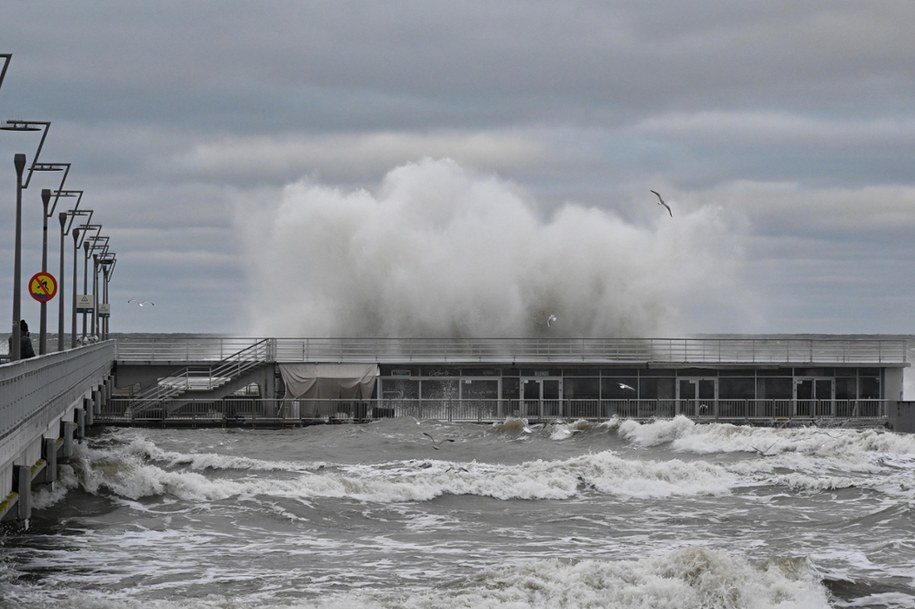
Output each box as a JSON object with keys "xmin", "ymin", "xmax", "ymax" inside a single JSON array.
[
  {"xmin": 43, "ymin": 438, "xmax": 58, "ymax": 483},
  {"xmin": 75, "ymin": 408, "xmax": 86, "ymax": 441},
  {"xmin": 15, "ymin": 465, "xmax": 31, "ymax": 522},
  {"xmin": 84, "ymin": 395, "xmax": 95, "ymax": 427},
  {"xmin": 60, "ymin": 421, "xmax": 77, "ymax": 460}
]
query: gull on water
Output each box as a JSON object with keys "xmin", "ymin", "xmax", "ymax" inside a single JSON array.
[{"xmin": 650, "ymin": 190, "xmax": 672, "ymax": 217}]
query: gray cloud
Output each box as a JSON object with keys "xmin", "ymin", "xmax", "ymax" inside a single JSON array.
[{"xmin": 3, "ymin": 1, "xmax": 915, "ymax": 336}]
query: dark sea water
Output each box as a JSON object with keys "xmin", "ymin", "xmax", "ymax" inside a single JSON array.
[{"xmin": 2, "ymin": 416, "xmax": 914, "ymax": 609}]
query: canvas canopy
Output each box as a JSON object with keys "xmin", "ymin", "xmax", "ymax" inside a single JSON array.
[{"xmin": 279, "ymin": 363, "xmax": 378, "ymax": 401}]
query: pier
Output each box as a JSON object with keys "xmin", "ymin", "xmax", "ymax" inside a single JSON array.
[
  {"xmin": 0, "ymin": 341, "xmax": 114, "ymax": 527},
  {"xmin": 3, "ymin": 336, "xmax": 914, "ymax": 527}
]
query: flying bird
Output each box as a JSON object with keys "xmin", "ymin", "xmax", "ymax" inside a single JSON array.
[
  {"xmin": 422, "ymin": 431, "xmax": 455, "ymax": 450},
  {"xmin": 128, "ymin": 299, "xmax": 155, "ymax": 307},
  {"xmin": 618, "ymin": 382, "xmax": 636, "ymax": 392},
  {"xmin": 546, "ymin": 314, "xmax": 557, "ymax": 328},
  {"xmin": 650, "ymin": 190, "xmax": 672, "ymax": 217}
]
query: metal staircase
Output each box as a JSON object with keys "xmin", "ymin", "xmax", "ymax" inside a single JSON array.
[{"xmin": 129, "ymin": 339, "xmax": 272, "ymax": 414}]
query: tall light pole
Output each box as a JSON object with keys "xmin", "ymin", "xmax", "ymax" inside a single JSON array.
[
  {"xmin": 9, "ymin": 154, "xmax": 25, "ymax": 360},
  {"xmin": 33, "ymin": 165, "xmax": 68, "ymax": 353},
  {"xmin": 1, "ymin": 120, "xmax": 52, "ymax": 360},
  {"xmin": 77, "ymin": 224, "xmax": 101, "ymax": 342},
  {"xmin": 87, "ymin": 235, "xmax": 109, "ymax": 338},
  {"xmin": 98, "ymin": 253, "xmax": 115, "ymax": 340},
  {"xmin": 58, "ymin": 205, "xmax": 91, "ymax": 351}
]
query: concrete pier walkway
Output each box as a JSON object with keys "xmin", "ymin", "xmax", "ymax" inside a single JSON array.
[{"xmin": 0, "ymin": 341, "xmax": 114, "ymax": 528}]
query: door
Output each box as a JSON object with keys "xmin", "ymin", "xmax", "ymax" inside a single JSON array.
[
  {"xmin": 795, "ymin": 378, "xmax": 833, "ymax": 417},
  {"xmin": 521, "ymin": 378, "xmax": 562, "ymax": 418},
  {"xmin": 678, "ymin": 378, "xmax": 717, "ymax": 417}
]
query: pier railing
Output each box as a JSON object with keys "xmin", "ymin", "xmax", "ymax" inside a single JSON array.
[
  {"xmin": 114, "ymin": 336, "xmax": 909, "ymax": 365},
  {"xmin": 98, "ymin": 397, "xmax": 889, "ymax": 427},
  {"xmin": 1, "ymin": 342, "xmax": 115, "ymax": 442}
]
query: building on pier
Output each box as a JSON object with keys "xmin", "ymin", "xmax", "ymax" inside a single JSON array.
[{"xmin": 109, "ymin": 336, "xmax": 913, "ymax": 426}]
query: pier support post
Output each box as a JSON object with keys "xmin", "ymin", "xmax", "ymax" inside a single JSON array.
[
  {"xmin": 15, "ymin": 465, "xmax": 31, "ymax": 522},
  {"xmin": 101, "ymin": 379, "xmax": 109, "ymax": 412},
  {"xmin": 42, "ymin": 438, "xmax": 58, "ymax": 484},
  {"xmin": 85, "ymin": 395, "xmax": 95, "ymax": 427},
  {"xmin": 75, "ymin": 408, "xmax": 85, "ymax": 441},
  {"xmin": 60, "ymin": 421, "xmax": 77, "ymax": 460}
]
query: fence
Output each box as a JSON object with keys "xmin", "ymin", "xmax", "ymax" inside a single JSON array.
[
  {"xmin": 97, "ymin": 397, "xmax": 889, "ymax": 427},
  {"xmin": 1, "ymin": 341, "xmax": 115, "ymax": 441},
  {"xmin": 113, "ymin": 336, "xmax": 909, "ymax": 365}
]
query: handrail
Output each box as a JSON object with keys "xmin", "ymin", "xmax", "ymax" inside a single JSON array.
[
  {"xmin": 115, "ymin": 336, "xmax": 909, "ymax": 365},
  {"xmin": 128, "ymin": 339, "xmax": 272, "ymax": 413},
  {"xmin": 1, "ymin": 342, "xmax": 115, "ymax": 441},
  {"xmin": 99, "ymin": 397, "xmax": 891, "ymax": 425}
]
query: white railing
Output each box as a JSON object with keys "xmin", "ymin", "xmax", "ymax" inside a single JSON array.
[
  {"xmin": 98, "ymin": 397, "xmax": 889, "ymax": 426},
  {"xmin": 0, "ymin": 342, "xmax": 115, "ymax": 441},
  {"xmin": 114, "ymin": 336, "xmax": 909, "ymax": 365}
]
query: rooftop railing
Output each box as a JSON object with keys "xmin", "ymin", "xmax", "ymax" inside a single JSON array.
[{"xmin": 114, "ymin": 337, "xmax": 910, "ymax": 365}]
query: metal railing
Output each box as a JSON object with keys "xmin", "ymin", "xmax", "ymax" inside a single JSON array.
[
  {"xmin": 1, "ymin": 341, "xmax": 115, "ymax": 441},
  {"xmin": 114, "ymin": 336, "xmax": 909, "ymax": 365},
  {"xmin": 97, "ymin": 397, "xmax": 889, "ymax": 426},
  {"xmin": 128, "ymin": 339, "xmax": 272, "ymax": 412}
]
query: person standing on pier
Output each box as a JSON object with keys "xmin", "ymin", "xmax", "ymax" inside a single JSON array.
[{"xmin": 7, "ymin": 319, "xmax": 36, "ymax": 359}]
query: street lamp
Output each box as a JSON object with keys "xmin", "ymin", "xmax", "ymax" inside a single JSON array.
[
  {"xmin": 58, "ymin": 205, "xmax": 91, "ymax": 351},
  {"xmin": 76, "ymin": 224, "xmax": 101, "ymax": 342},
  {"xmin": 87, "ymin": 236, "xmax": 109, "ymax": 338},
  {"xmin": 98, "ymin": 253, "xmax": 116, "ymax": 340},
  {"xmin": 1, "ymin": 120, "xmax": 52, "ymax": 188},
  {"xmin": 1, "ymin": 120, "xmax": 51, "ymax": 360},
  {"xmin": 32, "ymin": 168, "xmax": 69, "ymax": 354},
  {"xmin": 0, "ymin": 53, "xmax": 10, "ymax": 90}
]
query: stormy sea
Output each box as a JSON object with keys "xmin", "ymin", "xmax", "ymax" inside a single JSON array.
[{"xmin": 1, "ymin": 416, "xmax": 914, "ymax": 609}]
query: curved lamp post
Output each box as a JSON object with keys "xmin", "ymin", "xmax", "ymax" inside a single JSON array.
[
  {"xmin": 0, "ymin": 53, "xmax": 10, "ymax": 89},
  {"xmin": 75, "ymin": 224, "xmax": 101, "ymax": 342},
  {"xmin": 58, "ymin": 204, "xmax": 91, "ymax": 350},
  {"xmin": 98, "ymin": 253, "xmax": 116, "ymax": 340},
  {"xmin": 1, "ymin": 120, "xmax": 52, "ymax": 360},
  {"xmin": 33, "ymin": 165, "xmax": 69, "ymax": 353},
  {"xmin": 87, "ymin": 235, "xmax": 109, "ymax": 338}
]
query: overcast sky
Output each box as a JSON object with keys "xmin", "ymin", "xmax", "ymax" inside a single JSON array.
[{"xmin": 2, "ymin": 1, "xmax": 914, "ymax": 338}]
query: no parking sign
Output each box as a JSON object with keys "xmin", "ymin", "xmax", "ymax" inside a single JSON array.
[{"xmin": 29, "ymin": 272, "xmax": 57, "ymax": 302}]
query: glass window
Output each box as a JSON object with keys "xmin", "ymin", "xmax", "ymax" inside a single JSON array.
[
  {"xmin": 835, "ymin": 378, "xmax": 856, "ymax": 400},
  {"xmin": 719, "ymin": 378, "xmax": 755, "ymax": 399},
  {"xmin": 421, "ymin": 380, "xmax": 459, "ymax": 399},
  {"xmin": 382, "ymin": 379, "xmax": 418, "ymax": 399},
  {"xmin": 757, "ymin": 377, "xmax": 792, "ymax": 399},
  {"xmin": 603, "ymin": 368, "xmax": 640, "ymax": 377},
  {"xmin": 859, "ymin": 376, "xmax": 880, "ymax": 399},
  {"xmin": 563, "ymin": 368, "xmax": 601, "ymax": 377},
  {"xmin": 502, "ymin": 377, "xmax": 519, "ymax": 400},
  {"xmin": 639, "ymin": 377, "xmax": 675, "ymax": 399},
  {"xmin": 565, "ymin": 378, "xmax": 600, "ymax": 400},
  {"xmin": 602, "ymin": 378, "xmax": 639, "ymax": 398}
]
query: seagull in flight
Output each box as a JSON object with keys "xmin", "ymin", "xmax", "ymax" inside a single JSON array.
[
  {"xmin": 650, "ymin": 190, "xmax": 672, "ymax": 217},
  {"xmin": 128, "ymin": 299, "xmax": 155, "ymax": 307},
  {"xmin": 618, "ymin": 382, "xmax": 636, "ymax": 392},
  {"xmin": 546, "ymin": 314, "xmax": 557, "ymax": 328}
]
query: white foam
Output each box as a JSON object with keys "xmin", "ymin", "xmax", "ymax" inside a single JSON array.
[{"xmin": 236, "ymin": 158, "xmax": 746, "ymax": 337}]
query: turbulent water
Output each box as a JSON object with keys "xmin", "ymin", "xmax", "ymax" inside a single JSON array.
[{"xmin": 1, "ymin": 416, "xmax": 914, "ymax": 608}]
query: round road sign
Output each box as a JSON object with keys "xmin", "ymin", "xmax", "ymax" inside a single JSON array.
[{"xmin": 29, "ymin": 271, "xmax": 58, "ymax": 302}]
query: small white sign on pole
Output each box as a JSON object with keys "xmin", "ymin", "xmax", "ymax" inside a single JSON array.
[
  {"xmin": 98, "ymin": 303, "xmax": 111, "ymax": 318},
  {"xmin": 76, "ymin": 294, "xmax": 94, "ymax": 313}
]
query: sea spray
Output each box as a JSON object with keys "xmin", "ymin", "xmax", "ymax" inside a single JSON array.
[{"xmin": 236, "ymin": 158, "xmax": 744, "ymax": 337}]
